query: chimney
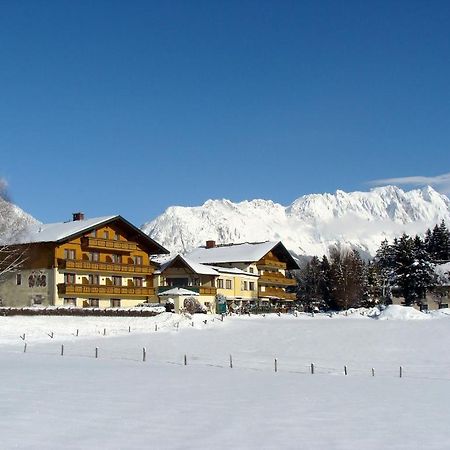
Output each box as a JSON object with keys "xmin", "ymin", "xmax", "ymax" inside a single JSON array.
[
  {"xmin": 206, "ymin": 240, "xmax": 216, "ymax": 249},
  {"xmin": 72, "ymin": 212, "xmax": 85, "ymax": 221}
]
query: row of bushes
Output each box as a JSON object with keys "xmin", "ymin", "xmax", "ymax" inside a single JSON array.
[{"xmin": 0, "ymin": 307, "xmax": 162, "ymax": 317}]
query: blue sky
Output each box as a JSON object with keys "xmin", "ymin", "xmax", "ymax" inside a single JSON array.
[{"xmin": 1, "ymin": 0, "xmax": 449, "ymax": 225}]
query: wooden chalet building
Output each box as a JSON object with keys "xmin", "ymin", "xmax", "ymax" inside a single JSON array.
[{"xmin": 0, "ymin": 213, "xmax": 169, "ymax": 308}]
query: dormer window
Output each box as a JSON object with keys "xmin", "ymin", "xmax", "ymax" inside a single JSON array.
[{"xmin": 103, "ymin": 231, "xmax": 109, "ymax": 239}]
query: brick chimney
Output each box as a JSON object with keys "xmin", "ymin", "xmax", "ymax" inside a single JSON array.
[
  {"xmin": 72, "ymin": 212, "xmax": 85, "ymax": 221},
  {"xmin": 206, "ymin": 240, "xmax": 216, "ymax": 249}
]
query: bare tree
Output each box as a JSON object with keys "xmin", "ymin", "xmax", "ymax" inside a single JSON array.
[{"xmin": 0, "ymin": 244, "xmax": 28, "ymax": 281}]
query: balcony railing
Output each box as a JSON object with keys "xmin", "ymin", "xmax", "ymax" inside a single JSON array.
[
  {"xmin": 256, "ymin": 259, "xmax": 287, "ymax": 270},
  {"xmin": 81, "ymin": 237, "xmax": 137, "ymax": 252},
  {"xmin": 58, "ymin": 259, "xmax": 153, "ymax": 275},
  {"xmin": 258, "ymin": 287, "xmax": 297, "ymax": 301},
  {"xmin": 258, "ymin": 273, "xmax": 297, "ymax": 287},
  {"xmin": 58, "ymin": 283, "xmax": 155, "ymax": 297},
  {"xmin": 156, "ymin": 286, "xmax": 217, "ymax": 296}
]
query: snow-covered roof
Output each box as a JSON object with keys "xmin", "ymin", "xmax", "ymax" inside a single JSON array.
[
  {"xmin": 158, "ymin": 287, "xmax": 199, "ymax": 296},
  {"xmin": 210, "ymin": 265, "xmax": 259, "ymax": 277},
  {"xmin": 7, "ymin": 215, "xmax": 169, "ymax": 254},
  {"xmin": 186, "ymin": 241, "xmax": 299, "ymax": 269},
  {"xmin": 187, "ymin": 241, "xmax": 278, "ymax": 264},
  {"xmin": 10, "ymin": 216, "xmax": 118, "ymax": 244},
  {"xmin": 157, "ymin": 255, "xmax": 219, "ymax": 276}
]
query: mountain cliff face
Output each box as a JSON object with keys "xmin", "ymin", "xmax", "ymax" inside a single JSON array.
[
  {"xmin": 142, "ymin": 186, "xmax": 450, "ymax": 258},
  {"xmin": 0, "ymin": 197, "xmax": 39, "ymax": 244}
]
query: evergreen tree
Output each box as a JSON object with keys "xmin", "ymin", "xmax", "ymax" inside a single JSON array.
[{"xmin": 319, "ymin": 255, "xmax": 333, "ymax": 309}]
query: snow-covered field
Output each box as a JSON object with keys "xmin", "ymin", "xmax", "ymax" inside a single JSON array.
[{"xmin": 2, "ymin": 307, "xmax": 450, "ymax": 449}]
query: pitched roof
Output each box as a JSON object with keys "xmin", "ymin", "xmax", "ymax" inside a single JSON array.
[
  {"xmin": 158, "ymin": 287, "xmax": 199, "ymax": 296},
  {"xmin": 157, "ymin": 254, "xmax": 219, "ymax": 276},
  {"xmin": 9, "ymin": 215, "xmax": 169, "ymax": 254},
  {"xmin": 186, "ymin": 241, "xmax": 299, "ymax": 269}
]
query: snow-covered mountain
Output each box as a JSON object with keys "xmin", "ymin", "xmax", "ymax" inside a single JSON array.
[
  {"xmin": 0, "ymin": 197, "xmax": 39, "ymax": 244},
  {"xmin": 142, "ymin": 186, "xmax": 450, "ymax": 258}
]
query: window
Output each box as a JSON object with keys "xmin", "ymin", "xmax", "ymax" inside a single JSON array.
[
  {"xmin": 88, "ymin": 274, "xmax": 99, "ymax": 285},
  {"xmin": 226, "ymin": 279, "xmax": 232, "ymax": 289},
  {"xmin": 103, "ymin": 231, "xmax": 109, "ymax": 239},
  {"xmin": 89, "ymin": 298, "xmax": 99, "ymax": 308},
  {"xmin": 16, "ymin": 273, "xmax": 22, "ymax": 285},
  {"xmin": 114, "ymin": 232, "xmax": 119, "ymax": 240},
  {"xmin": 112, "ymin": 276, "xmax": 122, "ymax": 286},
  {"xmin": 249, "ymin": 267, "xmax": 254, "ymax": 274},
  {"xmin": 249, "ymin": 282, "xmax": 255, "ymax": 291},
  {"xmin": 89, "ymin": 252, "xmax": 99, "ymax": 262},
  {"xmin": 217, "ymin": 279, "xmax": 224, "ymax": 288},
  {"xmin": 110, "ymin": 299, "xmax": 121, "ymax": 308},
  {"xmin": 32, "ymin": 295, "xmax": 44, "ymax": 305},
  {"xmin": 133, "ymin": 255, "xmax": 143, "ymax": 265},
  {"xmin": 64, "ymin": 273, "xmax": 76, "ymax": 284},
  {"xmin": 64, "ymin": 298, "xmax": 76, "ymax": 306},
  {"xmin": 90, "ymin": 230, "xmax": 97, "ymax": 237},
  {"xmin": 242, "ymin": 281, "xmax": 248, "ymax": 291},
  {"xmin": 133, "ymin": 277, "xmax": 143, "ymax": 287},
  {"xmin": 111, "ymin": 254, "xmax": 121, "ymax": 264},
  {"xmin": 64, "ymin": 249, "xmax": 76, "ymax": 260}
]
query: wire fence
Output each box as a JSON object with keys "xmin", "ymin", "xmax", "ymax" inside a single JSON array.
[{"xmin": 3, "ymin": 340, "xmax": 450, "ymax": 383}]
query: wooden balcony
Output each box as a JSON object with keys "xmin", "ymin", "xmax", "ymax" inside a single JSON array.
[
  {"xmin": 258, "ymin": 287, "xmax": 297, "ymax": 301},
  {"xmin": 58, "ymin": 283, "xmax": 155, "ymax": 297},
  {"xmin": 259, "ymin": 273, "xmax": 297, "ymax": 287},
  {"xmin": 58, "ymin": 259, "xmax": 153, "ymax": 275},
  {"xmin": 81, "ymin": 237, "xmax": 137, "ymax": 252},
  {"xmin": 256, "ymin": 258, "xmax": 287, "ymax": 270}
]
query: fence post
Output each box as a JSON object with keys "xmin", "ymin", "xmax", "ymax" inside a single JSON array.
[
  {"xmin": 155, "ymin": 324, "xmax": 158, "ymax": 332},
  {"xmin": 61, "ymin": 344, "xmax": 64, "ymax": 356},
  {"xmin": 311, "ymin": 363, "xmax": 315, "ymax": 374},
  {"xmin": 23, "ymin": 343, "xmax": 27, "ymax": 353},
  {"xmin": 142, "ymin": 347, "xmax": 146, "ymax": 362},
  {"xmin": 274, "ymin": 358, "xmax": 278, "ymax": 373},
  {"xmin": 372, "ymin": 368, "xmax": 375, "ymax": 377},
  {"xmin": 103, "ymin": 328, "xmax": 106, "ymax": 336},
  {"xmin": 76, "ymin": 329, "xmax": 79, "ymax": 337},
  {"xmin": 344, "ymin": 365, "xmax": 347, "ymax": 376},
  {"xmin": 229, "ymin": 354, "xmax": 233, "ymax": 368},
  {"xmin": 95, "ymin": 347, "xmax": 99, "ymax": 359},
  {"xmin": 128, "ymin": 326, "xmax": 131, "ymax": 333},
  {"xmin": 184, "ymin": 354, "xmax": 187, "ymax": 366},
  {"xmin": 399, "ymin": 366, "xmax": 403, "ymax": 378}
]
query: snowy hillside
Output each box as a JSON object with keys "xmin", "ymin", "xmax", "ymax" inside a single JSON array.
[
  {"xmin": 142, "ymin": 186, "xmax": 450, "ymax": 258},
  {"xmin": 0, "ymin": 196, "xmax": 39, "ymax": 244}
]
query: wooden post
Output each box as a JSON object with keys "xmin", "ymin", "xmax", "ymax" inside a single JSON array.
[
  {"xmin": 274, "ymin": 358, "xmax": 278, "ymax": 372},
  {"xmin": 61, "ymin": 344, "xmax": 64, "ymax": 356},
  {"xmin": 184, "ymin": 354, "xmax": 187, "ymax": 366},
  {"xmin": 399, "ymin": 366, "xmax": 403, "ymax": 378},
  {"xmin": 311, "ymin": 363, "xmax": 315, "ymax": 374},
  {"xmin": 76, "ymin": 329, "xmax": 79, "ymax": 337},
  {"xmin": 155, "ymin": 324, "xmax": 158, "ymax": 332},
  {"xmin": 229, "ymin": 354, "xmax": 233, "ymax": 368},
  {"xmin": 372, "ymin": 368, "xmax": 375, "ymax": 377},
  {"xmin": 344, "ymin": 365, "xmax": 347, "ymax": 376},
  {"xmin": 95, "ymin": 347, "xmax": 99, "ymax": 359},
  {"xmin": 103, "ymin": 328, "xmax": 106, "ymax": 336},
  {"xmin": 128, "ymin": 326, "xmax": 131, "ymax": 333},
  {"xmin": 192, "ymin": 321, "xmax": 194, "ymax": 327},
  {"xmin": 142, "ymin": 347, "xmax": 146, "ymax": 362},
  {"xmin": 23, "ymin": 343, "xmax": 27, "ymax": 353}
]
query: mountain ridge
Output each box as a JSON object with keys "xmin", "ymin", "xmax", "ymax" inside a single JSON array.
[{"xmin": 142, "ymin": 186, "xmax": 450, "ymax": 258}]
